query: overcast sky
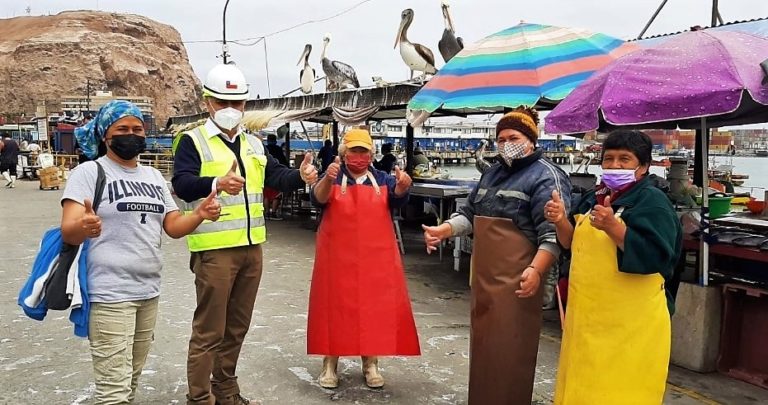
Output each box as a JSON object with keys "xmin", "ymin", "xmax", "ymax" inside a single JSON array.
[{"xmin": 4, "ymin": 0, "xmax": 767, "ymax": 100}]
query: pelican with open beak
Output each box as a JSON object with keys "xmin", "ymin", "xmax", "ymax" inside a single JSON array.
[
  {"xmin": 394, "ymin": 8, "xmax": 437, "ymax": 80},
  {"xmin": 297, "ymin": 44, "xmax": 316, "ymax": 94}
]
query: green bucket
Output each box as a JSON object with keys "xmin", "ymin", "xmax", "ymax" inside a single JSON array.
[{"xmin": 709, "ymin": 196, "xmax": 733, "ymax": 219}]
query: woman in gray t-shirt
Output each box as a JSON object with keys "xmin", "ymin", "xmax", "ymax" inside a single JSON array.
[{"xmin": 62, "ymin": 100, "xmax": 221, "ymax": 404}]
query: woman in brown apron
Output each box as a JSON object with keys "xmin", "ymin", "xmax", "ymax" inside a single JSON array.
[{"xmin": 423, "ymin": 107, "xmax": 572, "ymax": 405}]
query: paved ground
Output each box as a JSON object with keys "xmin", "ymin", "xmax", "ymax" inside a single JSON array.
[{"xmin": 1, "ymin": 179, "xmax": 768, "ymax": 404}]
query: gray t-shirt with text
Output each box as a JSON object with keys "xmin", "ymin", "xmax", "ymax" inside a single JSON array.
[{"xmin": 61, "ymin": 156, "xmax": 178, "ymax": 303}]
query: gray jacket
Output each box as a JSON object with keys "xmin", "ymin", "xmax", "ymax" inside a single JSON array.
[{"xmin": 447, "ymin": 149, "xmax": 572, "ymax": 258}]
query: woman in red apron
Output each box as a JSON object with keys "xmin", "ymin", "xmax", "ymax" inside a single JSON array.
[
  {"xmin": 545, "ymin": 130, "xmax": 682, "ymax": 404},
  {"xmin": 308, "ymin": 128, "xmax": 420, "ymax": 389},
  {"xmin": 423, "ymin": 107, "xmax": 572, "ymax": 404}
]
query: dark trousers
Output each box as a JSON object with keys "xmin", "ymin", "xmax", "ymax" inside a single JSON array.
[{"xmin": 186, "ymin": 245, "xmax": 263, "ymax": 405}]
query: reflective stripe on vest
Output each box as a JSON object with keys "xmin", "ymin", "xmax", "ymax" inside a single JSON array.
[
  {"xmin": 192, "ymin": 216, "xmax": 266, "ymax": 234},
  {"xmin": 183, "ymin": 125, "xmax": 267, "ymax": 252}
]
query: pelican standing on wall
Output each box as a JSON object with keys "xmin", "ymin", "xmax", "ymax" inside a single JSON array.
[
  {"xmin": 298, "ymin": 44, "xmax": 316, "ymax": 94},
  {"xmin": 438, "ymin": 0, "xmax": 463, "ymax": 63},
  {"xmin": 321, "ymin": 33, "xmax": 360, "ymax": 91},
  {"xmin": 395, "ymin": 8, "xmax": 437, "ymax": 80}
]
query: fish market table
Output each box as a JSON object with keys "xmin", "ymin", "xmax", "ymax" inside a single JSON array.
[
  {"xmin": 683, "ymin": 215, "xmax": 768, "ymax": 285},
  {"xmin": 683, "ymin": 239, "xmax": 768, "ymax": 264},
  {"xmin": 410, "ymin": 183, "xmax": 472, "ymax": 261}
]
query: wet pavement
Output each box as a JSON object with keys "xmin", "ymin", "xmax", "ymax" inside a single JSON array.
[{"xmin": 1, "ymin": 179, "xmax": 767, "ymax": 404}]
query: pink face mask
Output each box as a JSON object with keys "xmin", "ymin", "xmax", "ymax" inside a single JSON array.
[{"xmin": 345, "ymin": 154, "xmax": 371, "ymax": 173}]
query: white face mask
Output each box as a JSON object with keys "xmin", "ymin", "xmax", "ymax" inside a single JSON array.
[{"xmin": 212, "ymin": 107, "xmax": 243, "ymax": 130}]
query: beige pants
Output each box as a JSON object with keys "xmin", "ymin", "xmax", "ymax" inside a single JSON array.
[{"xmin": 89, "ymin": 297, "xmax": 159, "ymax": 405}]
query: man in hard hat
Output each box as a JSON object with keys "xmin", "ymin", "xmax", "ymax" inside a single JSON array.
[{"xmin": 172, "ymin": 63, "xmax": 318, "ymax": 405}]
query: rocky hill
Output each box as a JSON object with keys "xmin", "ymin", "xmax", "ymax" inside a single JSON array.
[{"xmin": 0, "ymin": 10, "xmax": 202, "ymax": 125}]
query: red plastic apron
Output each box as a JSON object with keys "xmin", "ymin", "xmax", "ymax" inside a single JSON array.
[{"xmin": 307, "ymin": 172, "xmax": 421, "ymax": 356}]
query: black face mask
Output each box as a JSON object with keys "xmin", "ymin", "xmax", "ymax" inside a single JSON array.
[{"xmin": 108, "ymin": 134, "xmax": 146, "ymax": 160}]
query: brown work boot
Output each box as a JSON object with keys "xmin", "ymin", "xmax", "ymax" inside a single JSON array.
[
  {"xmin": 361, "ymin": 356, "xmax": 384, "ymax": 388},
  {"xmin": 317, "ymin": 356, "xmax": 339, "ymax": 389},
  {"xmin": 215, "ymin": 393, "xmax": 260, "ymax": 405}
]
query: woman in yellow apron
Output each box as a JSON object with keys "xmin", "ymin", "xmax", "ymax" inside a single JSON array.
[{"xmin": 545, "ymin": 130, "xmax": 683, "ymax": 404}]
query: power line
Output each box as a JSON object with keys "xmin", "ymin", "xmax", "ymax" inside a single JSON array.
[{"xmin": 261, "ymin": 0, "xmax": 374, "ymax": 39}]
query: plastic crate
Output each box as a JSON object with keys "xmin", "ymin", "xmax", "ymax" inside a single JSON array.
[{"xmin": 717, "ymin": 284, "xmax": 768, "ymax": 389}]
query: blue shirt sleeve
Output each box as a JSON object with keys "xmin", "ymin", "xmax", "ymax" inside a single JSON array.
[{"xmin": 379, "ymin": 169, "xmax": 409, "ymax": 209}]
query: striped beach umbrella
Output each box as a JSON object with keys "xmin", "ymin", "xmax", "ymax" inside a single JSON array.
[{"xmin": 407, "ymin": 23, "xmax": 637, "ymax": 126}]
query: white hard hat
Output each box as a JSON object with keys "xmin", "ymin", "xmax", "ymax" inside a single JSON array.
[{"xmin": 202, "ymin": 64, "xmax": 249, "ymax": 101}]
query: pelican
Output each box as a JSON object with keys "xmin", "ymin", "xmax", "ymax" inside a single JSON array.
[
  {"xmin": 321, "ymin": 33, "xmax": 360, "ymax": 91},
  {"xmin": 474, "ymin": 139, "xmax": 492, "ymax": 174},
  {"xmin": 395, "ymin": 8, "xmax": 437, "ymax": 80},
  {"xmin": 297, "ymin": 44, "xmax": 315, "ymax": 94},
  {"xmin": 438, "ymin": 0, "xmax": 463, "ymax": 63}
]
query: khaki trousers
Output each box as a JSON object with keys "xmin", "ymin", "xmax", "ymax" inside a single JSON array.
[
  {"xmin": 187, "ymin": 245, "xmax": 263, "ymax": 405},
  {"xmin": 89, "ymin": 297, "xmax": 159, "ymax": 405}
]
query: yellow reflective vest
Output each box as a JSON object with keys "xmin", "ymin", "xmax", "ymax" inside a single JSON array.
[{"xmin": 177, "ymin": 125, "xmax": 267, "ymax": 252}]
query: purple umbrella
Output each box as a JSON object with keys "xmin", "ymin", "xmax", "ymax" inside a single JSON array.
[
  {"xmin": 544, "ymin": 29, "xmax": 768, "ymax": 286},
  {"xmin": 545, "ymin": 30, "xmax": 768, "ymax": 133}
]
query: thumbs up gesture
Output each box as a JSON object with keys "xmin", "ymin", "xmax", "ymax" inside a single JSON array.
[
  {"xmin": 299, "ymin": 152, "xmax": 318, "ymax": 184},
  {"xmin": 393, "ymin": 166, "xmax": 412, "ymax": 196},
  {"xmin": 216, "ymin": 160, "xmax": 245, "ymax": 195},
  {"xmin": 81, "ymin": 198, "xmax": 102, "ymax": 238},
  {"xmin": 544, "ymin": 189, "xmax": 566, "ymax": 224},
  {"xmin": 591, "ymin": 195, "xmax": 616, "ymax": 231},
  {"xmin": 325, "ymin": 156, "xmax": 341, "ymax": 181},
  {"xmin": 194, "ymin": 190, "xmax": 222, "ymax": 222}
]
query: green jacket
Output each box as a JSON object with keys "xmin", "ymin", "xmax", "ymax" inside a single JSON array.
[{"xmin": 573, "ymin": 175, "xmax": 683, "ymax": 315}]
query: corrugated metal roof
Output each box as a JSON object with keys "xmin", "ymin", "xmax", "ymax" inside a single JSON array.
[{"xmin": 633, "ymin": 16, "xmax": 768, "ymax": 45}]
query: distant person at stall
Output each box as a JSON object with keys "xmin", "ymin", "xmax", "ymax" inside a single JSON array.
[
  {"xmin": 27, "ymin": 142, "xmax": 41, "ymax": 154},
  {"xmin": 67, "ymin": 99, "xmax": 221, "ymax": 404},
  {"xmin": 264, "ymin": 134, "xmax": 289, "ymax": 220},
  {"xmin": 421, "ymin": 106, "xmax": 571, "ymax": 405},
  {"xmin": 308, "ymin": 128, "xmax": 420, "ymax": 390},
  {"xmin": 373, "ymin": 143, "xmax": 397, "ymax": 174},
  {"xmin": 318, "ymin": 139, "xmax": 336, "ymax": 173},
  {"xmin": 411, "ymin": 147, "xmax": 430, "ymax": 169},
  {"xmin": 544, "ymin": 130, "xmax": 682, "ymax": 404},
  {"xmin": 0, "ymin": 137, "xmax": 20, "ymax": 188},
  {"xmin": 265, "ymin": 134, "xmax": 289, "ymax": 166}
]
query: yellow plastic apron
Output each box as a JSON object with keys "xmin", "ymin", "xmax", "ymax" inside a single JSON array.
[{"xmin": 554, "ymin": 211, "xmax": 670, "ymax": 405}]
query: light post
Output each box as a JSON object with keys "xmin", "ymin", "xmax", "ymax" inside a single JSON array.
[{"xmin": 221, "ymin": 0, "xmax": 232, "ymax": 63}]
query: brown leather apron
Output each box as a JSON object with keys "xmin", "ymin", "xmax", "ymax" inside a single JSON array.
[{"xmin": 468, "ymin": 215, "xmax": 542, "ymax": 405}]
